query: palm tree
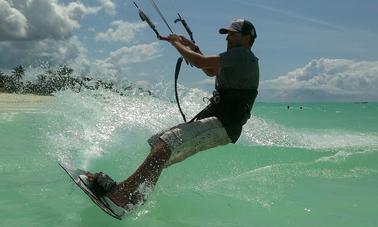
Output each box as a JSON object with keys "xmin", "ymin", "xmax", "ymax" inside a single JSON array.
[
  {"xmin": 0, "ymin": 71, "xmax": 5, "ymax": 91},
  {"xmin": 11, "ymin": 65, "xmax": 25, "ymax": 92},
  {"xmin": 12, "ymin": 65, "xmax": 25, "ymax": 82}
]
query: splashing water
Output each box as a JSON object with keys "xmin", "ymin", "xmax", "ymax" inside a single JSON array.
[{"xmin": 1, "ymin": 85, "xmax": 377, "ymax": 226}]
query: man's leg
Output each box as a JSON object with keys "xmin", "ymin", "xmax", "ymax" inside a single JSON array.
[
  {"xmin": 105, "ymin": 117, "xmax": 230, "ymax": 208},
  {"xmin": 106, "ymin": 139, "xmax": 171, "ymax": 207}
]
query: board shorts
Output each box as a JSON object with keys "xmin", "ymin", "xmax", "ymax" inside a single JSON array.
[{"xmin": 147, "ymin": 116, "xmax": 231, "ymax": 166}]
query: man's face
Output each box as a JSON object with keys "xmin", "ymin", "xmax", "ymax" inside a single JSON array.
[
  {"xmin": 226, "ymin": 31, "xmax": 251, "ymax": 50},
  {"xmin": 226, "ymin": 31, "xmax": 243, "ymax": 49}
]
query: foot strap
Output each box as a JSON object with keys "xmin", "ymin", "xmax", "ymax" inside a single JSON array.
[
  {"xmin": 78, "ymin": 174, "xmax": 126, "ymax": 219},
  {"xmin": 91, "ymin": 172, "xmax": 116, "ymax": 197}
]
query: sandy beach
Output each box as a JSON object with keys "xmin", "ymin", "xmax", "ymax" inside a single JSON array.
[{"xmin": 0, "ymin": 92, "xmax": 54, "ymax": 104}]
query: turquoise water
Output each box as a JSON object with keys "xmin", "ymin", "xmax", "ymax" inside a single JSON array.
[{"xmin": 0, "ymin": 88, "xmax": 377, "ymax": 227}]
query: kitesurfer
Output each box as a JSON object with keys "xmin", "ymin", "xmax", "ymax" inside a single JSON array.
[{"xmin": 86, "ymin": 18, "xmax": 259, "ymax": 212}]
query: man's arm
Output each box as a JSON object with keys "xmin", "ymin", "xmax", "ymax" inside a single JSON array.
[
  {"xmin": 195, "ymin": 49, "xmax": 219, "ymax": 77},
  {"xmin": 168, "ymin": 35, "xmax": 221, "ymax": 77}
]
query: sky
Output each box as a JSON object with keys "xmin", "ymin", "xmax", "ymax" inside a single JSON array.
[{"xmin": 1, "ymin": 0, "xmax": 378, "ymax": 101}]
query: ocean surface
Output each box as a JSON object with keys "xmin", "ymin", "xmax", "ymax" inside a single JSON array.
[{"xmin": 0, "ymin": 87, "xmax": 377, "ymax": 227}]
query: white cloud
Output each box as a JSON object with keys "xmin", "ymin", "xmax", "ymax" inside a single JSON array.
[
  {"xmin": 98, "ymin": 0, "xmax": 116, "ymax": 15},
  {"xmin": 0, "ymin": 36, "xmax": 87, "ymax": 68},
  {"xmin": 0, "ymin": 0, "xmax": 99, "ymax": 41},
  {"xmin": 66, "ymin": 2, "xmax": 101, "ymax": 21},
  {"xmin": 96, "ymin": 20, "xmax": 147, "ymax": 43},
  {"xmin": 260, "ymin": 58, "xmax": 378, "ymax": 101},
  {"xmin": 0, "ymin": 0, "xmax": 28, "ymax": 40},
  {"xmin": 105, "ymin": 42, "xmax": 161, "ymax": 65},
  {"xmin": 87, "ymin": 42, "xmax": 162, "ymax": 81},
  {"xmin": 0, "ymin": 0, "xmax": 100, "ymax": 69},
  {"xmin": 0, "ymin": 0, "xmax": 160, "ymax": 81}
]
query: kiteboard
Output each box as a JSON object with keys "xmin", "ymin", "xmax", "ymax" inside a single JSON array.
[{"xmin": 59, "ymin": 162, "xmax": 126, "ymax": 220}]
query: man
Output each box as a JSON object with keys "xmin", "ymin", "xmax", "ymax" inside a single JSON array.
[{"xmin": 83, "ymin": 18, "xmax": 259, "ymax": 217}]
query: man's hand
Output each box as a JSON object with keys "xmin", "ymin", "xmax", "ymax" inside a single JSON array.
[
  {"xmin": 167, "ymin": 33, "xmax": 220, "ymax": 76},
  {"xmin": 167, "ymin": 34, "xmax": 182, "ymax": 44},
  {"xmin": 168, "ymin": 34, "xmax": 199, "ymax": 52},
  {"xmin": 178, "ymin": 36, "xmax": 198, "ymax": 51}
]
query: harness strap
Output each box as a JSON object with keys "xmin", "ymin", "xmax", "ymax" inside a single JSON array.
[
  {"xmin": 188, "ymin": 89, "xmax": 258, "ymax": 124},
  {"xmin": 174, "ymin": 57, "xmax": 187, "ymax": 122},
  {"xmin": 188, "ymin": 91, "xmax": 219, "ymax": 123}
]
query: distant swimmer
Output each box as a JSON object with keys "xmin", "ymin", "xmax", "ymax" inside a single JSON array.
[{"xmin": 66, "ymin": 19, "xmax": 260, "ymax": 218}]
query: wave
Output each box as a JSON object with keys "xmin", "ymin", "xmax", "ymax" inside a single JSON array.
[
  {"xmin": 42, "ymin": 85, "xmax": 378, "ymax": 169},
  {"xmin": 242, "ymin": 117, "xmax": 378, "ymax": 149},
  {"xmin": 36, "ymin": 85, "xmax": 378, "ymax": 216}
]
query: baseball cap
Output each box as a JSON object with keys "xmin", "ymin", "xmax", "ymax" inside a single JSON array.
[{"xmin": 219, "ymin": 19, "xmax": 256, "ymax": 39}]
